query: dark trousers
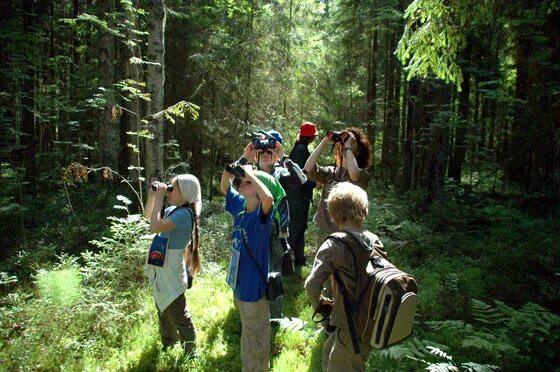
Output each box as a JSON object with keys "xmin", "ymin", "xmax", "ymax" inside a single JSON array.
[
  {"xmin": 158, "ymin": 292, "xmax": 196, "ymax": 354},
  {"xmin": 288, "ymin": 196, "xmax": 311, "ymax": 266}
]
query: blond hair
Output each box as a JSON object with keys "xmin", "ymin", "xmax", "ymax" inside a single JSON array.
[
  {"xmin": 327, "ymin": 182, "xmax": 368, "ymax": 226},
  {"xmin": 174, "ymin": 174, "xmax": 202, "ymax": 276}
]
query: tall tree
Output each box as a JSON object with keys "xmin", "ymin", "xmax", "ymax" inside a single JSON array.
[
  {"xmin": 448, "ymin": 36, "xmax": 472, "ymax": 182},
  {"xmin": 380, "ymin": 4, "xmax": 403, "ymax": 182},
  {"xmin": 417, "ymin": 81, "xmax": 452, "ymax": 202},
  {"xmin": 21, "ymin": 0, "xmax": 37, "ymax": 187},
  {"xmin": 366, "ymin": 28, "xmax": 378, "ymax": 173},
  {"xmin": 144, "ymin": 0, "xmax": 166, "ymax": 182},
  {"xmin": 402, "ymin": 78, "xmax": 421, "ymax": 189},
  {"xmin": 97, "ymin": 0, "xmax": 119, "ymax": 171}
]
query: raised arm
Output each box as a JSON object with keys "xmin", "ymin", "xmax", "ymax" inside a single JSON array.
[
  {"xmin": 144, "ymin": 188, "xmax": 156, "ymax": 220},
  {"xmin": 344, "ymin": 135, "xmax": 361, "ymax": 182},
  {"xmin": 145, "ymin": 182, "xmax": 176, "ymax": 233},
  {"xmin": 304, "ymin": 136, "xmax": 330, "ymax": 173},
  {"xmin": 244, "ymin": 168, "xmax": 273, "ymax": 215},
  {"xmin": 220, "ymin": 168, "xmax": 233, "ymax": 195}
]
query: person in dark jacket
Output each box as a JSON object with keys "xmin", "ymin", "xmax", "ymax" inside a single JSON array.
[{"xmin": 286, "ymin": 122, "xmax": 318, "ymax": 267}]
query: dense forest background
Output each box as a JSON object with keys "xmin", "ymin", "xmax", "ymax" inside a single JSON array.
[{"xmin": 1, "ymin": 0, "xmax": 559, "ymax": 371}]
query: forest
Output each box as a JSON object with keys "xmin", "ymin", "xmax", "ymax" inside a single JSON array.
[{"xmin": 0, "ymin": 0, "xmax": 559, "ymax": 371}]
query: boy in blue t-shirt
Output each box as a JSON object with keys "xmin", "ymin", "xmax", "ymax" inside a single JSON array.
[{"xmin": 221, "ymin": 165, "xmax": 274, "ymax": 371}]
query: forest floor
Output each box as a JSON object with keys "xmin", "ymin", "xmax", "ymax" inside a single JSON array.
[{"xmin": 0, "ymin": 182, "xmax": 558, "ymax": 371}]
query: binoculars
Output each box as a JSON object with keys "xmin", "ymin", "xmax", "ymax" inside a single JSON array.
[
  {"xmin": 225, "ymin": 164, "xmax": 246, "ymax": 190},
  {"xmin": 327, "ymin": 130, "xmax": 349, "ymax": 143},
  {"xmin": 151, "ymin": 183, "xmax": 174, "ymax": 192},
  {"xmin": 225, "ymin": 164, "xmax": 246, "ymax": 178},
  {"xmin": 246, "ymin": 131, "xmax": 277, "ymax": 150}
]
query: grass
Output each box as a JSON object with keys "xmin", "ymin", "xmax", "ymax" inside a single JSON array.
[
  {"xmin": 75, "ymin": 263, "xmax": 325, "ymax": 371},
  {"xmin": 1, "ymin": 183, "xmax": 558, "ymax": 371}
]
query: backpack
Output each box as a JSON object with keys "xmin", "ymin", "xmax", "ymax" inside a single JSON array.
[{"xmin": 328, "ymin": 231, "xmax": 417, "ymax": 353}]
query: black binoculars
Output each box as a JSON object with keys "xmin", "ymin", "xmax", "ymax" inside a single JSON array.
[
  {"xmin": 225, "ymin": 164, "xmax": 246, "ymax": 178},
  {"xmin": 151, "ymin": 183, "xmax": 174, "ymax": 192},
  {"xmin": 327, "ymin": 130, "xmax": 349, "ymax": 143},
  {"xmin": 225, "ymin": 164, "xmax": 247, "ymax": 190},
  {"xmin": 246, "ymin": 131, "xmax": 276, "ymax": 150}
]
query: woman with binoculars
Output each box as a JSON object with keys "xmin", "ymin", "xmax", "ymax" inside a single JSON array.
[
  {"xmin": 144, "ymin": 174, "xmax": 202, "ymax": 355},
  {"xmin": 304, "ymin": 127, "xmax": 372, "ymax": 239}
]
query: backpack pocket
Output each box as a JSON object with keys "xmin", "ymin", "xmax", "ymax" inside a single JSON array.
[{"xmin": 369, "ymin": 268, "xmax": 417, "ymax": 349}]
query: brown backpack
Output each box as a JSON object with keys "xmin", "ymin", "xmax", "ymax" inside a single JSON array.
[{"xmin": 328, "ymin": 231, "xmax": 417, "ymax": 353}]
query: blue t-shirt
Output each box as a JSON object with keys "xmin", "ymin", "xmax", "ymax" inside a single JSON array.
[
  {"xmin": 160, "ymin": 206, "xmax": 193, "ymax": 250},
  {"xmin": 226, "ymin": 187, "xmax": 273, "ymax": 302}
]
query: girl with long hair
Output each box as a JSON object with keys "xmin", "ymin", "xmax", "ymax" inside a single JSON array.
[{"xmin": 144, "ymin": 174, "xmax": 202, "ymax": 354}]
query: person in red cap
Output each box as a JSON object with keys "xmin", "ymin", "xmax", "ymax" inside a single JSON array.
[{"xmin": 286, "ymin": 122, "xmax": 319, "ymax": 269}]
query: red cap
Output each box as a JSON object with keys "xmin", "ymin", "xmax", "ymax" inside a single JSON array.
[{"xmin": 299, "ymin": 122, "xmax": 318, "ymax": 137}]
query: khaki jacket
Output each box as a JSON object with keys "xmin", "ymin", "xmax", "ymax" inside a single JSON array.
[
  {"xmin": 304, "ymin": 229, "xmax": 385, "ymax": 331},
  {"xmin": 305, "ymin": 165, "xmax": 369, "ymax": 233}
]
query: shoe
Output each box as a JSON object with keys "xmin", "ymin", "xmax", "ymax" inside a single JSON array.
[
  {"xmin": 271, "ymin": 317, "xmax": 306, "ymax": 331},
  {"xmin": 270, "ymin": 318, "xmax": 281, "ymax": 328}
]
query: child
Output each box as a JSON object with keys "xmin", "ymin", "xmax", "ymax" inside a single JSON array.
[
  {"xmin": 237, "ymin": 130, "xmax": 306, "ymax": 320},
  {"xmin": 144, "ymin": 174, "xmax": 202, "ymax": 354},
  {"xmin": 304, "ymin": 182, "xmax": 385, "ymax": 371},
  {"xmin": 220, "ymin": 165, "xmax": 274, "ymax": 371}
]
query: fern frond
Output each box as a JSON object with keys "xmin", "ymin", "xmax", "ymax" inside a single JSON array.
[
  {"xmin": 461, "ymin": 362, "xmax": 500, "ymax": 372},
  {"xmin": 427, "ymin": 346, "xmax": 453, "ymax": 360},
  {"xmin": 379, "ymin": 337, "xmax": 427, "ymax": 360},
  {"xmin": 426, "ymin": 320, "xmax": 472, "ymax": 333},
  {"xmin": 470, "ymin": 299, "xmax": 509, "ymax": 327},
  {"xmin": 461, "ymin": 331, "xmax": 518, "ymax": 354},
  {"xmin": 425, "ymin": 362, "xmax": 459, "ymax": 372}
]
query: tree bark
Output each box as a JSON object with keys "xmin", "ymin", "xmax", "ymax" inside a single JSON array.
[
  {"xmin": 97, "ymin": 0, "xmax": 119, "ymax": 171},
  {"xmin": 403, "ymin": 79, "xmax": 421, "ymax": 190},
  {"xmin": 448, "ymin": 37, "xmax": 472, "ymax": 182},
  {"xmin": 418, "ymin": 81, "xmax": 451, "ymax": 203},
  {"xmin": 380, "ymin": 29, "xmax": 399, "ymax": 182},
  {"xmin": 244, "ymin": 0, "xmax": 255, "ymax": 125},
  {"xmin": 145, "ymin": 0, "xmax": 166, "ymax": 182},
  {"xmin": 366, "ymin": 29, "xmax": 378, "ymax": 175},
  {"xmin": 21, "ymin": 0, "xmax": 36, "ymax": 187}
]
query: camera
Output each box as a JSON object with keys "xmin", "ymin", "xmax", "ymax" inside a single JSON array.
[
  {"xmin": 151, "ymin": 183, "xmax": 174, "ymax": 192},
  {"xmin": 327, "ymin": 130, "xmax": 349, "ymax": 143},
  {"xmin": 246, "ymin": 131, "xmax": 276, "ymax": 150},
  {"xmin": 312, "ymin": 298, "xmax": 336, "ymax": 333}
]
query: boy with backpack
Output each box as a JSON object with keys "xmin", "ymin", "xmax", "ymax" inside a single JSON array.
[{"xmin": 304, "ymin": 182, "xmax": 385, "ymax": 371}]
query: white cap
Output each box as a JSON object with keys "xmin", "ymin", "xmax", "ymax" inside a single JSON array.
[{"xmin": 176, "ymin": 174, "xmax": 202, "ymax": 215}]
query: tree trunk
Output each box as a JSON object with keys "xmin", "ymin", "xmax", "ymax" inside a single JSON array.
[
  {"xmin": 244, "ymin": 0, "xmax": 255, "ymax": 125},
  {"xmin": 97, "ymin": 0, "xmax": 119, "ymax": 171},
  {"xmin": 418, "ymin": 81, "xmax": 451, "ymax": 203},
  {"xmin": 21, "ymin": 0, "xmax": 36, "ymax": 187},
  {"xmin": 0, "ymin": 1, "xmax": 14, "ymax": 164},
  {"xmin": 380, "ymin": 29, "xmax": 398, "ymax": 181},
  {"xmin": 505, "ymin": 30, "xmax": 530, "ymax": 187},
  {"xmin": 448, "ymin": 38, "xmax": 472, "ymax": 182},
  {"xmin": 402, "ymin": 79, "xmax": 421, "ymax": 190},
  {"xmin": 72, "ymin": 0, "xmax": 80, "ymax": 66},
  {"xmin": 116, "ymin": 3, "xmax": 131, "ymax": 177},
  {"xmin": 145, "ymin": 0, "xmax": 166, "ymax": 182},
  {"xmin": 366, "ymin": 29, "xmax": 378, "ymax": 175},
  {"xmin": 545, "ymin": 8, "xmax": 560, "ymax": 198}
]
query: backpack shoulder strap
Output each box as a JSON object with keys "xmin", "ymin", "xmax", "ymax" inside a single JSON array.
[{"xmin": 325, "ymin": 231, "xmax": 370, "ymax": 355}]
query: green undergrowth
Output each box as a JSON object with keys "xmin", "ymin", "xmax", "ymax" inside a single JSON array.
[{"xmin": 1, "ymin": 185, "xmax": 558, "ymax": 371}]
